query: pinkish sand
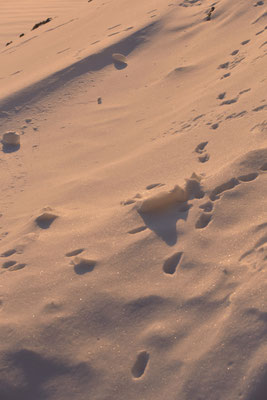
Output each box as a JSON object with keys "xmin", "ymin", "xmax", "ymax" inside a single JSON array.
[{"xmin": 0, "ymin": 0, "xmax": 266, "ymax": 399}]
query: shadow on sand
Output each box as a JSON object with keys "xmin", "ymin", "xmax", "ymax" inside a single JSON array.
[{"xmin": 138, "ymin": 203, "xmax": 191, "ymax": 246}]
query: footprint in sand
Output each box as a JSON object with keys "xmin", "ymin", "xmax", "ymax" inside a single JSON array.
[
  {"xmin": 35, "ymin": 208, "xmax": 58, "ymax": 229},
  {"xmin": 231, "ymin": 50, "xmax": 239, "ymax": 56},
  {"xmin": 146, "ymin": 183, "xmax": 164, "ymax": 190},
  {"xmin": 163, "ymin": 252, "xmax": 183, "ymax": 274},
  {"xmin": 252, "ymin": 104, "xmax": 267, "ymax": 112},
  {"xmin": 195, "ymin": 142, "xmax": 209, "ymax": 163},
  {"xmin": 195, "ymin": 213, "xmax": 212, "ymax": 229},
  {"xmin": 226, "ymin": 111, "xmax": 247, "ymax": 119},
  {"xmin": 221, "ymin": 73, "xmax": 231, "ymax": 79},
  {"xmin": 209, "ymin": 172, "xmax": 259, "ymax": 202},
  {"xmin": 107, "ymin": 24, "xmax": 121, "ymax": 30},
  {"xmin": 1, "ymin": 248, "xmax": 16, "ymax": 257},
  {"xmin": 239, "ymin": 234, "xmax": 267, "ymax": 271},
  {"xmin": 211, "ymin": 123, "xmax": 219, "ymax": 130},
  {"xmin": 217, "ymin": 92, "xmax": 226, "ymax": 100},
  {"xmin": 2, "ymin": 260, "xmax": 16, "ymax": 268},
  {"xmin": 210, "ymin": 178, "xmax": 240, "ymax": 201},
  {"xmin": 220, "ymin": 98, "xmax": 238, "ymax": 105},
  {"xmin": 199, "ymin": 201, "xmax": 213, "ymax": 212},
  {"xmin": 71, "ymin": 257, "xmax": 96, "ymax": 275},
  {"xmin": 198, "ymin": 154, "xmax": 210, "ymax": 163},
  {"xmin": 237, "ymin": 172, "xmax": 259, "ymax": 182},
  {"xmin": 195, "ymin": 141, "xmax": 208, "ymax": 154},
  {"xmin": 108, "ymin": 32, "xmax": 120, "ymax": 37},
  {"xmin": 65, "ymin": 248, "xmax": 85, "ymax": 257},
  {"xmin": 131, "ymin": 351, "xmax": 149, "ymax": 378},
  {"xmin": 218, "ymin": 62, "xmax": 230, "ymax": 70},
  {"xmin": 2, "ymin": 260, "xmax": 26, "ymax": 271},
  {"xmin": 250, "ymin": 121, "xmax": 267, "ymax": 134},
  {"xmin": 128, "ymin": 226, "xmax": 147, "ymax": 234},
  {"xmin": 239, "ymin": 88, "xmax": 251, "ymax": 95},
  {"xmin": 9, "ymin": 263, "xmax": 26, "ymax": 271}
]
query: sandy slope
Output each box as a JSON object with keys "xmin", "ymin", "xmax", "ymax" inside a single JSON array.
[{"xmin": 0, "ymin": 0, "xmax": 267, "ymax": 399}]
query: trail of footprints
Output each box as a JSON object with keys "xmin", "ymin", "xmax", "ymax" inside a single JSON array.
[
  {"xmin": 124, "ymin": 158, "xmax": 265, "ymax": 282},
  {"xmin": 195, "ymin": 141, "xmax": 209, "ymax": 163},
  {"xmin": 1, "ymin": 248, "xmax": 26, "ymax": 272}
]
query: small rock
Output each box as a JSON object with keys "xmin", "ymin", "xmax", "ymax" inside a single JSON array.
[
  {"xmin": 2, "ymin": 132, "xmax": 20, "ymax": 146},
  {"xmin": 97, "ymin": 97, "xmax": 102, "ymax": 104}
]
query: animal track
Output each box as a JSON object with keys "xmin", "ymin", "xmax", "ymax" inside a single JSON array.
[
  {"xmin": 210, "ymin": 178, "xmax": 240, "ymax": 201},
  {"xmin": 2, "ymin": 260, "xmax": 16, "ymax": 268},
  {"xmin": 240, "ymin": 233, "xmax": 267, "ymax": 271},
  {"xmin": 217, "ymin": 92, "xmax": 226, "ymax": 100},
  {"xmin": 65, "ymin": 248, "xmax": 84, "ymax": 257},
  {"xmin": 107, "ymin": 24, "xmax": 121, "ymax": 30},
  {"xmin": 146, "ymin": 183, "xmax": 164, "ymax": 190},
  {"xmin": 2, "ymin": 260, "xmax": 26, "ymax": 271},
  {"xmin": 195, "ymin": 213, "xmax": 212, "ymax": 229},
  {"xmin": 1, "ymin": 248, "xmax": 16, "ymax": 257},
  {"xmin": 128, "ymin": 226, "xmax": 147, "ymax": 234},
  {"xmin": 199, "ymin": 201, "xmax": 213, "ymax": 212},
  {"xmin": 131, "ymin": 351, "xmax": 149, "ymax": 378},
  {"xmin": 239, "ymin": 88, "xmax": 251, "ymax": 95},
  {"xmin": 220, "ymin": 98, "xmax": 238, "ymax": 105},
  {"xmin": 71, "ymin": 257, "xmax": 96, "ymax": 274},
  {"xmin": 221, "ymin": 73, "xmax": 231, "ymax": 79},
  {"xmin": 241, "ymin": 40, "xmax": 250, "ymax": 45},
  {"xmin": 195, "ymin": 141, "xmax": 208, "ymax": 154},
  {"xmin": 252, "ymin": 104, "xmax": 267, "ymax": 112},
  {"xmin": 211, "ymin": 123, "xmax": 219, "ymax": 130},
  {"xmin": 35, "ymin": 208, "xmax": 58, "ymax": 229},
  {"xmin": 226, "ymin": 111, "xmax": 247, "ymax": 119},
  {"xmin": 195, "ymin": 142, "xmax": 209, "ymax": 163},
  {"xmin": 163, "ymin": 252, "xmax": 183, "ymax": 274},
  {"xmin": 218, "ymin": 62, "xmax": 229, "ymax": 69},
  {"xmin": 237, "ymin": 172, "xmax": 258, "ymax": 182},
  {"xmin": 10, "ymin": 263, "xmax": 26, "ymax": 271},
  {"xmin": 198, "ymin": 154, "xmax": 210, "ymax": 163}
]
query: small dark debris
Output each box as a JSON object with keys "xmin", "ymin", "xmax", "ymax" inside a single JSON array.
[
  {"xmin": 6, "ymin": 41, "xmax": 13, "ymax": 47},
  {"xmin": 32, "ymin": 18, "xmax": 52, "ymax": 31},
  {"xmin": 97, "ymin": 97, "xmax": 102, "ymax": 104},
  {"xmin": 19, "ymin": 33, "xmax": 25, "ymax": 38}
]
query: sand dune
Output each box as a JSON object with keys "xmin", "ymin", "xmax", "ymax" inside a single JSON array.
[{"xmin": 0, "ymin": 0, "xmax": 266, "ymax": 399}]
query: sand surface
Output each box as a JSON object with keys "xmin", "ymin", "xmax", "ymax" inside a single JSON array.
[{"xmin": 0, "ymin": 0, "xmax": 267, "ymax": 399}]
